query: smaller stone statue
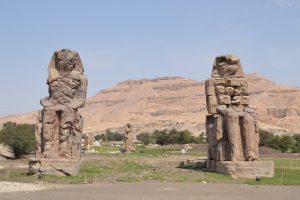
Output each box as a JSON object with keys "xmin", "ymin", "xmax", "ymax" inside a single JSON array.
[{"xmin": 124, "ymin": 123, "xmax": 135, "ymax": 152}]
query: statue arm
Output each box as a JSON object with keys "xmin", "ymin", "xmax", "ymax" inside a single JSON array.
[
  {"xmin": 67, "ymin": 75, "xmax": 88, "ymax": 109},
  {"xmin": 205, "ymin": 79, "xmax": 218, "ymax": 114}
]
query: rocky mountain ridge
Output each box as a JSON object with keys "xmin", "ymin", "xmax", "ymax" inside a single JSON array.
[{"xmin": 1, "ymin": 73, "xmax": 300, "ymax": 136}]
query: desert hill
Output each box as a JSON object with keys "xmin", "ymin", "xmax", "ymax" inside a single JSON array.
[{"xmin": 1, "ymin": 73, "xmax": 300, "ymax": 135}]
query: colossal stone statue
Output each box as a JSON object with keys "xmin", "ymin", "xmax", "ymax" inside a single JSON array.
[
  {"xmin": 29, "ymin": 49, "xmax": 87, "ymax": 176},
  {"xmin": 205, "ymin": 55, "xmax": 274, "ymax": 178},
  {"xmin": 206, "ymin": 55, "xmax": 259, "ymax": 162}
]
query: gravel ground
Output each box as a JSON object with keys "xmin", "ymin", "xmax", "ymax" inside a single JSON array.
[{"xmin": 0, "ymin": 181, "xmax": 48, "ymax": 193}]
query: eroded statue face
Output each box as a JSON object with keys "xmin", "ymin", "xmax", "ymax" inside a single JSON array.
[
  {"xmin": 56, "ymin": 50, "xmax": 77, "ymax": 71},
  {"xmin": 216, "ymin": 57, "xmax": 239, "ymax": 76}
]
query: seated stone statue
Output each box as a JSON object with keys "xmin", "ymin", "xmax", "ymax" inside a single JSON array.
[
  {"xmin": 36, "ymin": 49, "xmax": 88, "ymax": 159},
  {"xmin": 205, "ymin": 55, "xmax": 259, "ymax": 162}
]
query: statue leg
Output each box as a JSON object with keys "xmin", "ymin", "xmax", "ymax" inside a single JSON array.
[
  {"xmin": 42, "ymin": 107, "xmax": 60, "ymax": 158},
  {"xmin": 241, "ymin": 113, "xmax": 259, "ymax": 161},
  {"xmin": 35, "ymin": 110, "xmax": 43, "ymax": 157},
  {"xmin": 72, "ymin": 112, "xmax": 83, "ymax": 158},
  {"xmin": 225, "ymin": 111, "xmax": 244, "ymax": 161},
  {"xmin": 59, "ymin": 108, "xmax": 75, "ymax": 158}
]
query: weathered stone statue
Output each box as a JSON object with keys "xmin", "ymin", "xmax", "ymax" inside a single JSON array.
[
  {"xmin": 205, "ymin": 55, "xmax": 274, "ymax": 178},
  {"xmin": 29, "ymin": 49, "xmax": 87, "ymax": 176},
  {"xmin": 83, "ymin": 134, "xmax": 91, "ymax": 151},
  {"xmin": 124, "ymin": 123, "xmax": 135, "ymax": 152}
]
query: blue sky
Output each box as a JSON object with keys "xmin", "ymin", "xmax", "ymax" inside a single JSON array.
[{"xmin": 0, "ymin": 0, "xmax": 299, "ymax": 116}]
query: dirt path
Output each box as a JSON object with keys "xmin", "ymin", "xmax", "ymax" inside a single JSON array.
[{"xmin": 0, "ymin": 181, "xmax": 299, "ymax": 200}]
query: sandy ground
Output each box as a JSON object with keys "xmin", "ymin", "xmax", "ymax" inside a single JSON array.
[
  {"xmin": 0, "ymin": 181, "xmax": 299, "ymax": 200},
  {"xmin": 0, "ymin": 181, "xmax": 49, "ymax": 193}
]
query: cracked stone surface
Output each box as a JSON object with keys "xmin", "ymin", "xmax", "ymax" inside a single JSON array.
[
  {"xmin": 29, "ymin": 49, "xmax": 87, "ymax": 176},
  {"xmin": 206, "ymin": 55, "xmax": 259, "ymax": 162}
]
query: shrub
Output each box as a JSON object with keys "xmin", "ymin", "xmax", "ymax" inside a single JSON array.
[
  {"xmin": 279, "ymin": 135, "xmax": 294, "ymax": 152},
  {"xmin": 105, "ymin": 129, "xmax": 124, "ymax": 141},
  {"xmin": 136, "ymin": 132, "xmax": 153, "ymax": 145},
  {"xmin": 94, "ymin": 134, "xmax": 108, "ymax": 141},
  {"xmin": 0, "ymin": 122, "xmax": 35, "ymax": 158},
  {"xmin": 94, "ymin": 134, "xmax": 102, "ymax": 141},
  {"xmin": 292, "ymin": 134, "xmax": 300, "ymax": 153},
  {"xmin": 259, "ymin": 129, "xmax": 299, "ymax": 153},
  {"xmin": 191, "ymin": 132, "xmax": 207, "ymax": 144}
]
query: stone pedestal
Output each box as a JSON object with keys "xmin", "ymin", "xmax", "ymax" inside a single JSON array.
[
  {"xmin": 29, "ymin": 158, "xmax": 80, "ymax": 176},
  {"xmin": 208, "ymin": 160, "xmax": 274, "ymax": 178}
]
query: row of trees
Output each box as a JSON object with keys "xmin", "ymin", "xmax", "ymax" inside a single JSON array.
[
  {"xmin": 93, "ymin": 129, "xmax": 207, "ymax": 145},
  {"xmin": 1, "ymin": 121, "xmax": 299, "ymax": 158},
  {"xmin": 259, "ymin": 129, "xmax": 300, "ymax": 153},
  {"xmin": 137, "ymin": 129, "xmax": 206, "ymax": 145},
  {"xmin": 94, "ymin": 129, "xmax": 125, "ymax": 141}
]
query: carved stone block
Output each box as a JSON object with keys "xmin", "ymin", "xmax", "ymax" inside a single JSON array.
[
  {"xmin": 225, "ymin": 87, "xmax": 234, "ymax": 96},
  {"xmin": 205, "ymin": 79, "xmax": 215, "ymax": 96},
  {"xmin": 242, "ymin": 96, "xmax": 250, "ymax": 105},
  {"xmin": 215, "ymin": 85, "xmax": 225, "ymax": 95},
  {"xmin": 218, "ymin": 95, "xmax": 231, "ymax": 105},
  {"xmin": 208, "ymin": 160, "xmax": 274, "ymax": 178},
  {"xmin": 206, "ymin": 95, "xmax": 218, "ymax": 114}
]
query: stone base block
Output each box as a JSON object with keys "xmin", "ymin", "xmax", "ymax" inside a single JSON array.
[
  {"xmin": 208, "ymin": 160, "xmax": 274, "ymax": 178},
  {"xmin": 28, "ymin": 158, "xmax": 80, "ymax": 176}
]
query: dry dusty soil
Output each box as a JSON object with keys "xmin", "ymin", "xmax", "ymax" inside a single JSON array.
[{"xmin": 0, "ymin": 181, "xmax": 299, "ymax": 200}]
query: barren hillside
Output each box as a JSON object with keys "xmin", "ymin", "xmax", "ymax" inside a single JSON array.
[{"xmin": 1, "ymin": 73, "xmax": 300, "ymax": 135}]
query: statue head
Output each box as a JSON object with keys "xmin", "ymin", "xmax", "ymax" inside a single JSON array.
[
  {"xmin": 211, "ymin": 55, "xmax": 244, "ymax": 78},
  {"xmin": 126, "ymin": 123, "xmax": 132, "ymax": 129},
  {"xmin": 48, "ymin": 48, "xmax": 84, "ymax": 74},
  {"xmin": 55, "ymin": 49, "xmax": 77, "ymax": 72}
]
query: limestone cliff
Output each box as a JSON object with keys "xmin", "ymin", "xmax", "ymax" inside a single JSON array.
[{"xmin": 1, "ymin": 74, "xmax": 300, "ymax": 135}]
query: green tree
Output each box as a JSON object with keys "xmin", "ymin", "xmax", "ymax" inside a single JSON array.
[
  {"xmin": 0, "ymin": 122, "xmax": 35, "ymax": 158},
  {"xmin": 293, "ymin": 134, "xmax": 300, "ymax": 143},
  {"xmin": 105, "ymin": 129, "xmax": 124, "ymax": 141},
  {"xmin": 180, "ymin": 130, "xmax": 193, "ymax": 144},
  {"xmin": 191, "ymin": 132, "xmax": 207, "ymax": 144},
  {"xmin": 136, "ymin": 132, "xmax": 152, "ymax": 145},
  {"xmin": 279, "ymin": 135, "xmax": 294, "ymax": 152},
  {"xmin": 292, "ymin": 134, "xmax": 300, "ymax": 153},
  {"xmin": 149, "ymin": 129, "xmax": 196, "ymax": 145},
  {"xmin": 153, "ymin": 129, "xmax": 169, "ymax": 145},
  {"xmin": 94, "ymin": 134, "xmax": 107, "ymax": 141},
  {"xmin": 168, "ymin": 129, "xmax": 180, "ymax": 144},
  {"xmin": 259, "ymin": 129, "xmax": 274, "ymax": 146}
]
